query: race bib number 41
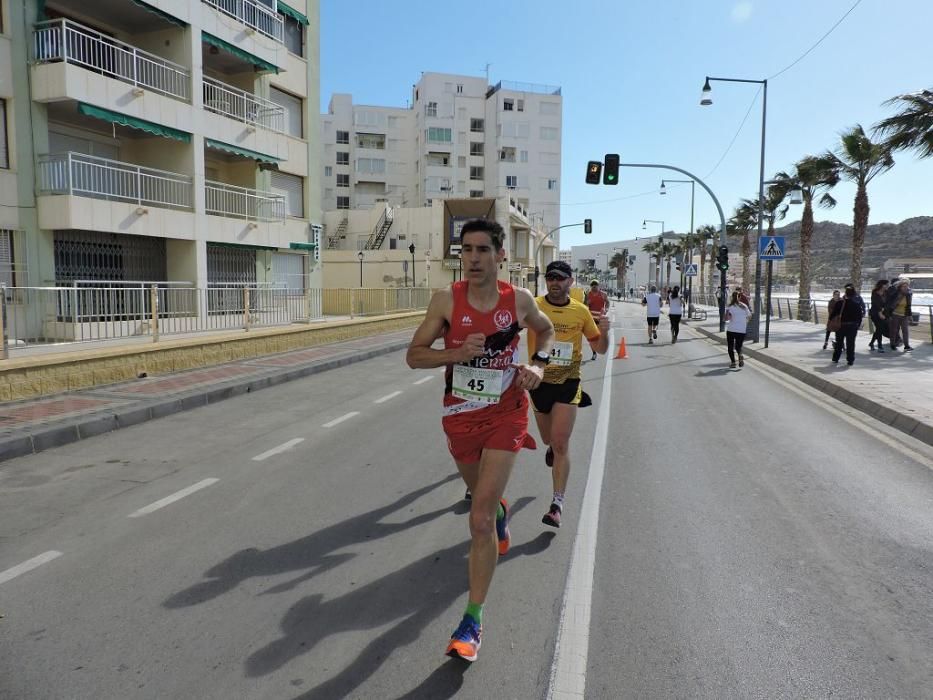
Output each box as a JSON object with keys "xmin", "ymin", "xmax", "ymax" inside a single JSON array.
[
  {"xmin": 550, "ymin": 341, "xmax": 574, "ymax": 367},
  {"xmin": 452, "ymin": 365, "xmax": 504, "ymax": 404}
]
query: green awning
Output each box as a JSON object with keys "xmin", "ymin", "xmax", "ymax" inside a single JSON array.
[
  {"xmin": 208, "ymin": 242, "xmax": 278, "ymax": 251},
  {"xmin": 278, "ymin": 2, "xmax": 309, "ymax": 25},
  {"xmin": 289, "ymin": 242, "xmax": 316, "ymax": 250},
  {"xmin": 129, "ymin": 0, "xmax": 187, "ymax": 27},
  {"xmin": 77, "ymin": 103, "xmax": 191, "ymax": 142},
  {"xmin": 205, "ymin": 138, "xmax": 280, "ymax": 164},
  {"xmin": 202, "ymin": 32, "xmax": 279, "ymax": 74}
]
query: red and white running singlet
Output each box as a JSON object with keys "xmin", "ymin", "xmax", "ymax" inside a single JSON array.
[{"xmin": 443, "ymin": 280, "xmax": 522, "ymax": 416}]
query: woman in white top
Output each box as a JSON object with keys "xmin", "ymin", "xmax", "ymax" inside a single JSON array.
[
  {"xmin": 724, "ymin": 290, "xmax": 752, "ymax": 368},
  {"xmin": 667, "ymin": 285, "xmax": 684, "ymax": 344}
]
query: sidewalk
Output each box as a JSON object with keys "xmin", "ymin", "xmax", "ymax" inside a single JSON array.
[
  {"xmin": 1, "ymin": 308, "xmax": 932, "ymax": 464},
  {"xmin": 689, "ymin": 309, "xmax": 933, "ymax": 447}
]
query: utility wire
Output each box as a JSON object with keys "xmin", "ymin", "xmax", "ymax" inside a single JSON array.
[
  {"xmin": 559, "ymin": 188, "xmax": 658, "ymax": 207},
  {"xmin": 703, "ymin": 88, "xmax": 761, "ymax": 179}
]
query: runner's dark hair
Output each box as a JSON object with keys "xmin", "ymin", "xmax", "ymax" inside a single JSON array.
[{"xmin": 460, "ymin": 219, "xmax": 505, "ymax": 251}]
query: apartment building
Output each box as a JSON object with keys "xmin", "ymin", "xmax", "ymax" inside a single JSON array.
[
  {"xmin": 320, "ymin": 72, "xmax": 562, "ymax": 288},
  {"xmin": 0, "ymin": 0, "xmax": 320, "ymax": 306}
]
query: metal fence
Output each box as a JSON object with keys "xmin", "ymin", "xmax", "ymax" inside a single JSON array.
[
  {"xmin": 33, "ymin": 18, "xmax": 191, "ymax": 101},
  {"xmin": 202, "ymin": 0, "xmax": 284, "ymax": 42},
  {"xmin": 38, "ymin": 152, "xmax": 194, "ymax": 210},
  {"xmin": 203, "ymin": 77, "xmax": 285, "ymax": 133},
  {"xmin": 205, "ymin": 180, "xmax": 285, "ymax": 222},
  {"xmin": 0, "ymin": 285, "xmax": 432, "ymax": 354}
]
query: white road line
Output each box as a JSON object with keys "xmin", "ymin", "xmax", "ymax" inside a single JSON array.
[
  {"xmin": 374, "ymin": 391, "xmax": 402, "ymax": 404},
  {"xmin": 128, "ymin": 478, "xmax": 219, "ymax": 518},
  {"xmin": 252, "ymin": 438, "xmax": 305, "ymax": 462},
  {"xmin": 413, "ymin": 375, "xmax": 434, "ymax": 385},
  {"xmin": 321, "ymin": 411, "xmax": 360, "ymax": 428},
  {"xmin": 0, "ymin": 551, "xmax": 63, "ymax": 586},
  {"xmin": 547, "ymin": 330, "xmax": 614, "ymax": 700}
]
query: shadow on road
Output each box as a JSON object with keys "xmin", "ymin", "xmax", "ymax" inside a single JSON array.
[{"xmin": 163, "ymin": 472, "xmax": 461, "ymax": 609}]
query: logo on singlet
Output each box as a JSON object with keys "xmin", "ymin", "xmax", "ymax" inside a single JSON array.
[
  {"xmin": 461, "ymin": 315, "xmax": 472, "ymax": 325},
  {"xmin": 493, "ymin": 309, "xmax": 513, "ymax": 330}
]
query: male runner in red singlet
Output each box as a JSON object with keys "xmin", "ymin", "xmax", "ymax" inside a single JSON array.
[
  {"xmin": 585, "ymin": 280, "xmax": 608, "ymax": 360},
  {"xmin": 407, "ymin": 218, "xmax": 554, "ymax": 662}
]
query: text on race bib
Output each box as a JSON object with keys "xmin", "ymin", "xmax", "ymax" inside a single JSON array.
[{"xmin": 451, "ymin": 365, "xmax": 505, "ymax": 404}]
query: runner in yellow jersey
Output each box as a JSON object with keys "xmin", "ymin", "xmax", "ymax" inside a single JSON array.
[{"xmin": 527, "ymin": 261, "xmax": 610, "ymax": 528}]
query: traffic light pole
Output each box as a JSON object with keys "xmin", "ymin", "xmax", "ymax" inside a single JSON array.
[
  {"xmin": 621, "ymin": 163, "xmax": 727, "ymax": 331},
  {"xmin": 533, "ymin": 221, "xmax": 588, "ymax": 296}
]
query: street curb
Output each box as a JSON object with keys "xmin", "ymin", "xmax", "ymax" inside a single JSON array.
[
  {"xmin": 694, "ymin": 326, "xmax": 933, "ymax": 448},
  {"xmin": 0, "ymin": 338, "xmax": 412, "ymax": 464}
]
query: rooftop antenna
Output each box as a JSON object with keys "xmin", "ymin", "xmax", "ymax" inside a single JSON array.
[{"xmin": 483, "ymin": 63, "xmax": 491, "ymax": 84}]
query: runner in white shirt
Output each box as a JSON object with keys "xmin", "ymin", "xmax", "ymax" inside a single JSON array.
[
  {"xmin": 642, "ymin": 286, "xmax": 663, "ymax": 344},
  {"xmin": 667, "ymin": 285, "xmax": 684, "ymax": 344},
  {"xmin": 725, "ymin": 290, "xmax": 752, "ymax": 368}
]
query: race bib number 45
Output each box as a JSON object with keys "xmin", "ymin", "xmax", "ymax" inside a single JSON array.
[{"xmin": 452, "ymin": 365, "xmax": 504, "ymax": 404}]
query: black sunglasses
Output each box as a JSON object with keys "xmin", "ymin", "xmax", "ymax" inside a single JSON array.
[{"xmin": 545, "ymin": 273, "xmax": 567, "ymax": 281}]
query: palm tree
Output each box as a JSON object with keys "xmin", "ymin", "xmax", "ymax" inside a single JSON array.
[
  {"xmin": 730, "ymin": 202, "xmax": 758, "ymax": 291},
  {"xmin": 659, "ymin": 241, "xmax": 678, "ymax": 288},
  {"xmin": 609, "ymin": 251, "xmax": 627, "ymax": 291},
  {"xmin": 809, "ymin": 125, "xmax": 894, "ymax": 289},
  {"xmin": 641, "ymin": 241, "xmax": 662, "ymax": 288},
  {"xmin": 875, "ymin": 88, "xmax": 933, "ymax": 158},
  {"xmin": 770, "ymin": 160, "xmax": 838, "ymax": 320},
  {"xmin": 694, "ymin": 224, "xmax": 717, "ymax": 299}
]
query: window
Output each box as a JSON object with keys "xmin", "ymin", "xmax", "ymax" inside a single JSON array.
[
  {"xmin": 280, "ymin": 13, "xmax": 304, "ymax": 56},
  {"xmin": 548, "ymin": 179, "xmax": 558, "ymax": 190},
  {"xmin": 469, "ymin": 166, "xmax": 484, "ymax": 180},
  {"xmin": 469, "ymin": 190, "xmax": 484, "ymax": 198},
  {"xmin": 336, "ymin": 173, "xmax": 349, "ymax": 187},
  {"xmin": 540, "ymin": 152, "xmax": 561, "ymax": 165},
  {"xmin": 336, "ymin": 151, "xmax": 349, "ymax": 165},
  {"xmin": 0, "ymin": 100, "xmax": 8, "ymax": 169},
  {"xmin": 540, "ymin": 101, "xmax": 560, "ymax": 116},
  {"xmin": 457, "ymin": 156, "xmax": 466, "ymax": 167},
  {"xmin": 425, "ymin": 101, "xmax": 438, "ymax": 117},
  {"xmin": 356, "ymin": 133, "xmax": 385, "ymax": 149},
  {"xmin": 457, "ymin": 84, "xmax": 464, "ymax": 94},
  {"xmin": 270, "ymin": 87, "xmax": 303, "ymax": 138},
  {"xmin": 337, "ymin": 196, "xmax": 350, "ymax": 209},
  {"xmin": 520, "ymin": 150, "xmax": 528, "ymax": 163},
  {"xmin": 336, "ymin": 130, "xmax": 349, "ymax": 144},
  {"xmin": 387, "ymin": 116, "xmax": 399, "ymax": 128},
  {"xmin": 470, "ymin": 118, "xmax": 484, "ymax": 132},
  {"xmin": 271, "ymin": 171, "xmax": 304, "ymax": 218},
  {"xmin": 540, "ymin": 126, "xmax": 559, "ymax": 140},
  {"xmin": 517, "ymin": 99, "xmax": 525, "ymax": 112},
  {"xmin": 499, "ymin": 147, "xmax": 516, "ymax": 162},
  {"xmin": 426, "ymin": 127, "xmax": 452, "ymax": 143},
  {"xmin": 0, "ymin": 230, "xmax": 24, "ymax": 288},
  {"xmin": 503, "ymin": 99, "xmax": 514, "ymax": 111},
  {"xmin": 469, "ymin": 142, "xmax": 484, "ymax": 156},
  {"xmin": 356, "ymin": 158, "xmax": 386, "ymax": 174},
  {"xmin": 324, "ymin": 166, "xmax": 333, "ymax": 177},
  {"xmin": 506, "ymin": 175, "xmax": 517, "ymax": 189}
]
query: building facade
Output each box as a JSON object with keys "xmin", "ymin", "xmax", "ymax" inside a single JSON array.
[{"xmin": 0, "ymin": 0, "xmax": 321, "ymax": 304}]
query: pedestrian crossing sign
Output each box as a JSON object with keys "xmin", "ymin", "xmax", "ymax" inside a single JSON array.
[
  {"xmin": 684, "ymin": 263, "xmax": 698, "ymax": 276},
  {"xmin": 759, "ymin": 236, "xmax": 785, "ymax": 260}
]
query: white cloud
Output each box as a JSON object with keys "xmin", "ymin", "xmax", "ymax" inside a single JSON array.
[{"xmin": 731, "ymin": 2, "xmax": 753, "ymax": 23}]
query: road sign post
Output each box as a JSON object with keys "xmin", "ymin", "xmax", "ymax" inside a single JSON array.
[{"xmin": 758, "ymin": 236, "xmax": 785, "ymax": 348}]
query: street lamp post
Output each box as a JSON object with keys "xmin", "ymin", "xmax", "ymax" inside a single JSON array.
[
  {"xmin": 357, "ymin": 250, "xmax": 364, "ymax": 288},
  {"xmin": 661, "ymin": 178, "xmax": 695, "ymax": 297},
  {"xmin": 533, "ymin": 220, "xmax": 591, "ymax": 296},
  {"xmin": 642, "ymin": 219, "xmax": 664, "ymax": 287},
  {"xmin": 408, "ymin": 243, "xmax": 416, "ymax": 287},
  {"xmin": 701, "ymin": 75, "xmax": 767, "ymax": 342}
]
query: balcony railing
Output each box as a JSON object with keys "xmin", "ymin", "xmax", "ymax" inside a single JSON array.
[
  {"xmin": 202, "ymin": 0, "xmax": 284, "ymax": 42},
  {"xmin": 203, "ymin": 77, "xmax": 285, "ymax": 133},
  {"xmin": 33, "ymin": 19, "xmax": 191, "ymax": 102},
  {"xmin": 205, "ymin": 180, "xmax": 285, "ymax": 222},
  {"xmin": 37, "ymin": 152, "xmax": 194, "ymax": 210}
]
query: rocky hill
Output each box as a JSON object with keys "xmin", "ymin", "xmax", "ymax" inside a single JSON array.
[{"xmin": 771, "ymin": 216, "xmax": 933, "ymax": 281}]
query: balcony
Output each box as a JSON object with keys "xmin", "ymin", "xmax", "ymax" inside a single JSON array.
[
  {"xmin": 38, "ymin": 152, "xmax": 194, "ymax": 210},
  {"xmin": 202, "ymin": 0, "xmax": 284, "ymax": 42},
  {"xmin": 203, "ymin": 77, "xmax": 285, "ymax": 133},
  {"xmin": 205, "ymin": 180, "xmax": 285, "ymax": 222},
  {"xmin": 33, "ymin": 19, "xmax": 191, "ymax": 102}
]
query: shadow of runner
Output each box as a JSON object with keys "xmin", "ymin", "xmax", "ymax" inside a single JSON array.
[
  {"xmin": 163, "ymin": 473, "xmax": 461, "ymax": 609},
  {"xmin": 285, "ymin": 528, "xmax": 555, "ymax": 700}
]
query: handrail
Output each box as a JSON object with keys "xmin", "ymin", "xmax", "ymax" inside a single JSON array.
[
  {"xmin": 203, "ymin": 77, "xmax": 285, "ymax": 133},
  {"xmin": 205, "ymin": 179, "xmax": 286, "ymax": 222},
  {"xmin": 33, "ymin": 18, "xmax": 191, "ymax": 101},
  {"xmin": 201, "ymin": 0, "xmax": 284, "ymax": 42}
]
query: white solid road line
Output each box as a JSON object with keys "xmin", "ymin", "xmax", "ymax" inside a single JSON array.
[
  {"xmin": 128, "ymin": 478, "xmax": 219, "ymax": 518},
  {"xmin": 413, "ymin": 375, "xmax": 434, "ymax": 385},
  {"xmin": 321, "ymin": 411, "xmax": 360, "ymax": 428},
  {"xmin": 252, "ymin": 438, "xmax": 305, "ymax": 462},
  {"xmin": 374, "ymin": 391, "xmax": 402, "ymax": 404},
  {"xmin": 0, "ymin": 551, "xmax": 63, "ymax": 586},
  {"xmin": 547, "ymin": 330, "xmax": 614, "ymax": 700}
]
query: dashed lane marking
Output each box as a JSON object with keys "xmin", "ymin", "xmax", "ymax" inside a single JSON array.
[
  {"xmin": 252, "ymin": 438, "xmax": 305, "ymax": 462},
  {"xmin": 374, "ymin": 391, "xmax": 402, "ymax": 404},
  {"xmin": 0, "ymin": 551, "xmax": 63, "ymax": 586},
  {"xmin": 128, "ymin": 478, "xmax": 219, "ymax": 518},
  {"xmin": 413, "ymin": 376, "xmax": 434, "ymax": 385},
  {"xmin": 321, "ymin": 412, "xmax": 360, "ymax": 428}
]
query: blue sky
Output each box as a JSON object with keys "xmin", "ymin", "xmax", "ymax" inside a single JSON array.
[{"xmin": 320, "ymin": 1, "xmax": 932, "ymax": 249}]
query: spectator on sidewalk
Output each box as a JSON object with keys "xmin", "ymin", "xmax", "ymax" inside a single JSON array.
[
  {"xmin": 830, "ymin": 284, "xmax": 866, "ymax": 366},
  {"xmin": 883, "ymin": 277, "xmax": 913, "ymax": 352},
  {"xmin": 823, "ymin": 290, "xmax": 841, "ymax": 350},
  {"xmin": 868, "ymin": 280, "xmax": 889, "ymax": 353},
  {"xmin": 725, "ymin": 290, "xmax": 752, "ymax": 368}
]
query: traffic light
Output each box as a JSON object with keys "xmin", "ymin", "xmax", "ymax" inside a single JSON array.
[
  {"xmin": 585, "ymin": 161, "xmax": 602, "ymax": 185},
  {"xmin": 716, "ymin": 245, "xmax": 729, "ymax": 271},
  {"xmin": 584, "ymin": 218, "xmax": 592, "ymax": 234},
  {"xmin": 603, "ymin": 153, "xmax": 620, "ymax": 185}
]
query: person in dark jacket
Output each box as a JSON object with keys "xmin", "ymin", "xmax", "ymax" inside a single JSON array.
[
  {"xmin": 823, "ymin": 290, "xmax": 841, "ymax": 350},
  {"xmin": 883, "ymin": 277, "xmax": 913, "ymax": 352},
  {"xmin": 868, "ymin": 279, "xmax": 889, "ymax": 352},
  {"xmin": 830, "ymin": 283, "xmax": 866, "ymax": 366}
]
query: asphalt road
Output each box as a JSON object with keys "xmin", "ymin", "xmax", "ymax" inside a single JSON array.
[{"xmin": 1, "ymin": 303, "xmax": 931, "ymax": 699}]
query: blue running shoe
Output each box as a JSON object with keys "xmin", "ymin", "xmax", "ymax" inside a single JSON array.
[
  {"xmin": 445, "ymin": 615, "xmax": 482, "ymax": 662},
  {"xmin": 496, "ymin": 498, "xmax": 510, "ymax": 555}
]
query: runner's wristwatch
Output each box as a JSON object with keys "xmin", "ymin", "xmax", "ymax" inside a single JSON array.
[{"xmin": 531, "ymin": 351, "xmax": 551, "ymax": 365}]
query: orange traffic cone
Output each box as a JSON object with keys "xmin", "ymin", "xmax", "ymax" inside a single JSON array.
[{"xmin": 614, "ymin": 337, "xmax": 628, "ymax": 359}]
